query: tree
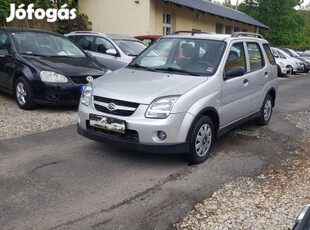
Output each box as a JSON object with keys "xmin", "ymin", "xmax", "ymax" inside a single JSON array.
[
  {"xmin": 0, "ymin": 0, "xmax": 10, "ymax": 26},
  {"xmin": 239, "ymin": 0, "xmax": 307, "ymax": 47}
]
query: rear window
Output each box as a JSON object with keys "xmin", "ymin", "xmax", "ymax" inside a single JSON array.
[{"xmin": 263, "ymin": 44, "xmax": 276, "ymax": 65}]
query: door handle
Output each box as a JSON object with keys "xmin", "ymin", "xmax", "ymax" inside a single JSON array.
[
  {"xmin": 265, "ymin": 72, "xmax": 269, "ymax": 78},
  {"xmin": 243, "ymin": 79, "xmax": 249, "ymax": 85}
]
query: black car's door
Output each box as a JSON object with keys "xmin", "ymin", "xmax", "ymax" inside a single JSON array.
[{"xmin": 0, "ymin": 31, "xmax": 15, "ymax": 92}]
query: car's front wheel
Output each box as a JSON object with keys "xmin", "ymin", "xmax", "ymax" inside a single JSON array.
[
  {"xmin": 14, "ymin": 77, "xmax": 36, "ymax": 110},
  {"xmin": 188, "ymin": 116, "xmax": 214, "ymax": 164}
]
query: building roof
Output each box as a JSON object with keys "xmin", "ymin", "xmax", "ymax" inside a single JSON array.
[{"xmin": 163, "ymin": 0, "xmax": 269, "ymax": 30}]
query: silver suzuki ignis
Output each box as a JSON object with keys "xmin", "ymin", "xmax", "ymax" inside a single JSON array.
[{"xmin": 77, "ymin": 31, "xmax": 278, "ymax": 164}]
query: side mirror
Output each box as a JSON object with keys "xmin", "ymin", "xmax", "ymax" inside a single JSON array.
[
  {"xmin": 0, "ymin": 49, "xmax": 9, "ymax": 57},
  {"xmin": 106, "ymin": 49, "xmax": 117, "ymax": 56},
  {"xmin": 224, "ymin": 66, "xmax": 245, "ymax": 80},
  {"xmin": 292, "ymin": 204, "xmax": 310, "ymax": 230},
  {"xmin": 273, "ymin": 54, "xmax": 279, "ymax": 58}
]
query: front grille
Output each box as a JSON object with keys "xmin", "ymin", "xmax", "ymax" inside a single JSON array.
[
  {"xmin": 68, "ymin": 75, "xmax": 102, "ymax": 84},
  {"xmin": 93, "ymin": 96, "xmax": 140, "ymax": 117},
  {"xmin": 87, "ymin": 121, "xmax": 139, "ymax": 142}
]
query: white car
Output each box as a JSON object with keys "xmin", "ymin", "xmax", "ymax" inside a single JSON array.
[
  {"xmin": 271, "ymin": 48, "xmax": 291, "ymax": 76},
  {"xmin": 272, "ymin": 47, "xmax": 304, "ymax": 74}
]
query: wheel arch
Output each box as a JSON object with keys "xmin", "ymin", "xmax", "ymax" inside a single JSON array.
[
  {"xmin": 267, "ymin": 87, "xmax": 276, "ymax": 107},
  {"xmin": 186, "ymin": 107, "xmax": 220, "ymax": 141}
]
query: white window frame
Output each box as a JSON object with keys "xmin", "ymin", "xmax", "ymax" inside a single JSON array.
[{"xmin": 163, "ymin": 13, "xmax": 172, "ymax": 35}]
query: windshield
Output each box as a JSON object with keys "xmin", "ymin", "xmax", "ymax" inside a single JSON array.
[
  {"xmin": 129, "ymin": 38, "xmax": 226, "ymax": 76},
  {"xmin": 12, "ymin": 32, "xmax": 86, "ymax": 57},
  {"xmin": 113, "ymin": 39, "xmax": 146, "ymax": 56},
  {"xmin": 302, "ymin": 51, "xmax": 310, "ymax": 57},
  {"xmin": 287, "ymin": 48, "xmax": 299, "ymax": 57}
]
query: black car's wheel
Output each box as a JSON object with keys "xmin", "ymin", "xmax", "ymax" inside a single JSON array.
[
  {"xmin": 188, "ymin": 116, "xmax": 214, "ymax": 164},
  {"xmin": 255, "ymin": 94, "xmax": 273, "ymax": 126},
  {"xmin": 14, "ymin": 77, "xmax": 36, "ymax": 110}
]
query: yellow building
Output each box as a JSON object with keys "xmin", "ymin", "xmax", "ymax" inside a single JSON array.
[{"xmin": 79, "ymin": 0, "xmax": 268, "ymax": 36}]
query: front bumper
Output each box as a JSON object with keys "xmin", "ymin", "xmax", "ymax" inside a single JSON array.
[
  {"xmin": 77, "ymin": 102, "xmax": 195, "ymax": 153},
  {"xmin": 77, "ymin": 124, "xmax": 189, "ymax": 154},
  {"xmin": 33, "ymin": 81, "xmax": 83, "ymax": 106}
]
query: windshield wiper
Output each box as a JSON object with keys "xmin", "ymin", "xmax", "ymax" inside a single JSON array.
[
  {"xmin": 21, "ymin": 53, "xmax": 44, "ymax": 57},
  {"xmin": 128, "ymin": 63, "xmax": 157, "ymax": 72},
  {"xmin": 154, "ymin": 67, "xmax": 201, "ymax": 76}
]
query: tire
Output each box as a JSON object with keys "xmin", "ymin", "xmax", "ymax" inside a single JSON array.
[
  {"xmin": 277, "ymin": 65, "xmax": 283, "ymax": 77},
  {"xmin": 14, "ymin": 77, "xmax": 37, "ymax": 110},
  {"xmin": 187, "ymin": 116, "xmax": 215, "ymax": 164},
  {"xmin": 255, "ymin": 94, "xmax": 273, "ymax": 126},
  {"xmin": 288, "ymin": 65, "xmax": 293, "ymax": 75}
]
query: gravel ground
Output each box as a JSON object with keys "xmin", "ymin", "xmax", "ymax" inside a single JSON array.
[
  {"xmin": 1, "ymin": 92, "xmax": 309, "ymax": 230},
  {"xmin": 0, "ymin": 92, "xmax": 77, "ymax": 140}
]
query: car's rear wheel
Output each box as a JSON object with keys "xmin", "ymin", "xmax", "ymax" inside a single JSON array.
[
  {"xmin": 188, "ymin": 116, "xmax": 214, "ymax": 164},
  {"xmin": 255, "ymin": 94, "xmax": 273, "ymax": 126},
  {"xmin": 14, "ymin": 77, "xmax": 36, "ymax": 110}
]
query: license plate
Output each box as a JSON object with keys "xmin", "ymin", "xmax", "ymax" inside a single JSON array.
[
  {"xmin": 89, "ymin": 114, "xmax": 126, "ymax": 134},
  {"xmin": 80, "ymin": 85, "xmax": 85, "ymax": 93}
]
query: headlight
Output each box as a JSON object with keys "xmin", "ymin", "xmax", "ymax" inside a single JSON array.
[
  {"xmin": 81, "ymin": 83, "xmax": 92, "ymax": 106},
  {"xmin": 40, "ymin": 71, "xmax": 68, "ymax": 83},
  {"xmin": 145, "ymin": 96, "xmax": 179, "ymax": 119}
]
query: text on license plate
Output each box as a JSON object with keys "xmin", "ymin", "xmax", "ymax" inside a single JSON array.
[{"xmin": 89, "ymin": 114, "xmax": 126, "ymax": 134}]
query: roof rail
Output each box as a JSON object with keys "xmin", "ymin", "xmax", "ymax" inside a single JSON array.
[
  {"xmin": 68, "ymin": 31, "xmax": 101, "ymax": 35},
  {"xmin": 172, "ymin": 30, "xmax": 213, "ymax": 36},
  {"xmin": 231, "ymin": 32, "xmax": 264, "ymax": 39}
]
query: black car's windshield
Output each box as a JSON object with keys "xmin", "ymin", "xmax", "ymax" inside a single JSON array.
[
  {"xmin": 12, "ymin": 32, "xmax": 86, "ymax": 57},
  {"xmin": 129, "ymin": 38, "xmax": 226, "ymax": 76},
  {"xmin": 113, "ymin": 39, "xmax": 146, "ymax": 56}
]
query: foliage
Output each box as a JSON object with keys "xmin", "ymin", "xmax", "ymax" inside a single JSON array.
[
  {"xmin": 57, "ymin": 13, "xmax": 92, "ymax": 34},
  {"xmin": 0, "ymin": 0, "xmax": 10, "ymax": 26},
  {"xmin": 239, "ymin": 0, "xmax": 310, "ymax": 48}
]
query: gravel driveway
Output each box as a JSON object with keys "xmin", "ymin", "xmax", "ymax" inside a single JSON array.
[{"xmin": 1, "ymin": 77, "xmax": 309, "ymax": 230}]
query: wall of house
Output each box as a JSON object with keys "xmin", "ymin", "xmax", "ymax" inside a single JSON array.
[
  {"xmin": 152, "ymin": 1, "xmax": 257, "ymax": 35},
  {"xmin": 79, "ymin": 0, "xmax": 259, "ymax": 36},
  {"xmin": 79, "ymin": 0, "xmax": 151, "ymax": 36}
]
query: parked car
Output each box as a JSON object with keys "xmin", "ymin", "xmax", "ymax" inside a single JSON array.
[
  {"xmin": 300, "ymin": 50, "xmax": 310, "ymax": 63},
  {"xmin": 77, "ymin": 31, "xmax": 278, "ymax": 164},
  {"xmin": 0, "ymin": 27, "xmax": 108, "ymax": 110},
  {"xmin": 271, "ymin": 47, "xmax": 293, "ymax": 76},
  {"xmin": 292, "ymin": 204, "xmax": 310, "ymax": 230},
  {"xmin": 66, "ymin": 31, "xmax": 147, "ymax": 71},
  {"xmin": 280, "ymin": 47, "xmax": 310, "ymax": 73},
  {"xmin": 272, "ymin": 47, "xmax": 304, "ymax": 74},
  {"xmin": 134, "ymin": 35, "xmax": 161, "ymax": 46}
]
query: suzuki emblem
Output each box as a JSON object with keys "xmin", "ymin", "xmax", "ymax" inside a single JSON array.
[{"xmin": 108, "ymin": 103, "xmax": 116, "ymax": 111}]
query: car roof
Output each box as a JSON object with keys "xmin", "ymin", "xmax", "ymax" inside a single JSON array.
[
  {"xmin": 65, "ymin": 31, "xmax": 139, "ymax": 41},
  {"xmin": 134, "ymin": 35, "xmax": 161, "ymax": 39},
  {"xmin": 0, "ymin": 27, "xmax": 62, "ymax": 36}
]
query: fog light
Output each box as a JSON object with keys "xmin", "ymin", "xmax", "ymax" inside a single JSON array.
[{"xmin": 157, "ymin": 131, "xmax": 167, "ymax": 141}]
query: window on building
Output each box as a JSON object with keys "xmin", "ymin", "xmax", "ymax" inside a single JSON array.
[
  {"xmin": 163, "ymin": 13, "xmax": 172, "ymax": 35},
  {"xmin": 242, "ymin": 29, "xmax": 247, "ymax": 32},
  {"xmin": 216, "ymin": 23, "xmax": 223, "ymax": 34},
  {"xmin": 234, "ymin": 27, "xmax": 240, "ymax": 32},
  {"xmin": 225, "ymin": 25, "xmax": 232, "ymax": 34},
  {"xmin": 247, "ymin": 42, "xmax": 265, "ymax": 72}
]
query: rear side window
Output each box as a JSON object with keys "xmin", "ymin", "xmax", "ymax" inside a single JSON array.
[
  {"xmin": 69, "ymin": 35, "xmax": 94, "ymax": 51},
  {"xmin": 263, "ymin": 44, "xmax": 276, "ymax": 65},
  {"xmin": 247, "ymin": 42, "xmax": 264, "ymax": 72}
]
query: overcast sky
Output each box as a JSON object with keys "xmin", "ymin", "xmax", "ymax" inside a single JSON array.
[{"xmin": 217, "ymin": 0, "xmax": 310, "ymax": 7}]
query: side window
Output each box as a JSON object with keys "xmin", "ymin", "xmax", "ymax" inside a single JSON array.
[
  {"xmin": 0, "ymin": 31, "xmax": 12, "ymax": 54},
  {"xmin": 94, "ymin": 37, "xmax": 115, "ymax": 54},
  {"xmin": 247, "ymin": 42, "xmax": 264, "ymax": 72},
  {"xmin": 263, "ymin": 44, "xmax": 276, "ymax": 65},
  {"xmin": 278, "ymin": 51, "xmax": 286, "ymax": 59},
  {"xmin": 72, "ymin": 35, "xmax": 94, "ymax": 51},
  {"xmin": 224, "ymin": 42, "xmax": 246, "ymax": 73}
]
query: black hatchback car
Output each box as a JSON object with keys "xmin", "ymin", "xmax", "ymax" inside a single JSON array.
[{"xmin": 0, "ymin": 27, "xmax": 109, "ymax": 110}]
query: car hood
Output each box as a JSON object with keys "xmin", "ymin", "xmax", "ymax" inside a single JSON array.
[
  {"xmin": 21, "ymin": 55, "xmax": 107, "ymax": 76},
  {"xmin": 92, "ymin": 68, "xmax": 208, "ymax": 104}
]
